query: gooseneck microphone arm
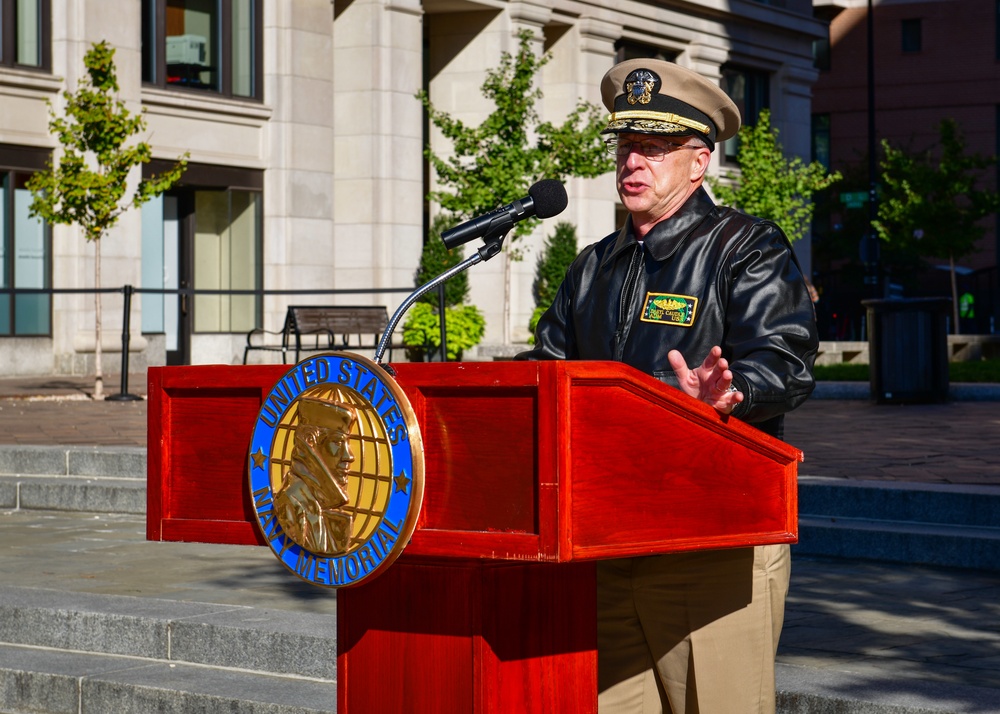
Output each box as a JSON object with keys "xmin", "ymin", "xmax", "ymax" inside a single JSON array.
[
  {"xmin": 375, "ymin": 179, "xmax": 568, "ymax": 366},
  {"xmin": 375, "ymin": 242, "xmax": 496, "ymax": 366}
]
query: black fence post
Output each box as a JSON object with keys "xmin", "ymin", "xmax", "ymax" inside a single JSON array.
[{"xmin": 106, "ymin": 284, "xmax": 142, "ymax": 402}]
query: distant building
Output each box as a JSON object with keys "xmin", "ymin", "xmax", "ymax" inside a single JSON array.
[
  {"xmin": 811, "ymin": 0, "xmax": 999, "ymax": 338},
  {"xmin": 1, "ymin": 0, "xmax": 824, "ymax": 375}
]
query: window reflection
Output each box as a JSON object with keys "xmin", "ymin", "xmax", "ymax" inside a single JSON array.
[
  {"xmin": 2, "ymin": 0, "xmax": 48, "ymax": 69},
  {"xmin": 721, "ymin": 67, "xmax": 770, "ymax": 163},
  {"xmin": 142, "ymin": 0, "xmax": 260, "ymax": 99},
  {"xmin": 166, "ymin": 0, "xmax": 219, "ymax": 90},
  {"xmin": 1, "ymin": 170, "xmax": 51, "ymax": 336},
  {"xmin": 193, "ymin": 189, "xmax": 260, "ymax": 333},
  {"xmin": 232, "ymin": 0, "xmax": 254, "ymax": 97}
]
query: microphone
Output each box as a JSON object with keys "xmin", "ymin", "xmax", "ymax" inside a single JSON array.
[{"xmin": 441, "ymin": 179, "xmax": 568, "ymax": 250}]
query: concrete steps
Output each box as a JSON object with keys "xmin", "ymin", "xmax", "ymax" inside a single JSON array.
[
  {"xmin": 795, "ymin": 476, "xmax": 1000, "ymax": 571},
  {"xmin": 0, "ymin": 585, "xmax": 337, "ymax": 714},
  {"xmin": 4, "ymin": 445, "xmax": 999, "ymax": 713},
  {"xmin": 5, "ymin": 445, "xmax": 1000, "ymax": 575},
  {"xmin": 0, "ymin": 445, "xmax": 146, "ymax": 514}
]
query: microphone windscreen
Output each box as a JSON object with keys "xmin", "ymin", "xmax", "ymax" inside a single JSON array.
[{"xmin": 529, "ymin": 179, "xmax": 568, "ymax": 219}]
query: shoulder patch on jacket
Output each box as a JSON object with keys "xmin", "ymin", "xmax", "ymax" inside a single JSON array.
[{"xmin": 640, "ymin": 292, "xmax": 698, "ymax": 327}]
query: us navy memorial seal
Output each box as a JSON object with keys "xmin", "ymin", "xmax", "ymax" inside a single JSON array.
[{"xmin": 247, "ymin": 353, "xmax": 424, "ymax": 588}]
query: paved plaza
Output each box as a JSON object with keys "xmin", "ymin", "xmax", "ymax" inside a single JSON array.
[{"xmin": 1, "ymin": 371, "xmax": 999, "ymax": 712}]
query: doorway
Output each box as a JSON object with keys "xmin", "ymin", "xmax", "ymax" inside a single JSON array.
[{"xmin": 141, "ymin": 162, "xmax": 263, "ymax": 365}]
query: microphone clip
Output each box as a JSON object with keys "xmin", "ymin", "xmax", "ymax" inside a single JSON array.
[{"xmin": 477, "ymin": 222, "xmax": 510, "ymax": 262}]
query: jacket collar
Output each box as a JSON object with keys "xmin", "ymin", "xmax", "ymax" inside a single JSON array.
[{"xmin": 602, "ymin": 186, "xmax": 717, "ymax": 267}]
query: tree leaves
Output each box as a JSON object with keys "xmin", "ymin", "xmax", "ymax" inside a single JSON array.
[
  {"xmin": 26, "ymin": 41, "xmax": 187, "ymax": 242},
  {"xmin": 707, "ymin": 109, "xmax": 840, "ymax": 244},
  {"xmin": 419, "ymin": 30, "xmax": 613, "ymax": 259},
  {"xmin": 873, "ymin": 119, "xmax": 1000, "ymax": 265}
]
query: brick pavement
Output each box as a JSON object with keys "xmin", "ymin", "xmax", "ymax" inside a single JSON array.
[{"xmin": 784, "ymin": 399, "xmax": 1000, "ymax": 486}]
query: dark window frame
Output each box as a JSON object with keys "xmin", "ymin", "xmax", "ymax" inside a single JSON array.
[
  {"xmin": 811, "ymin": 113, "xmax": 832, "ymax": 170},
  {"xmin": 720, "ymin": 65, "xmax": 771, "ymax": 164},
  {"xmin": 142, "ymin": 0, "xmax": 263, "ymax": 101},
  {"xmin": 901, "ymin": 18, "xmax": 922, "ymax": 53},
  {"xmin": 813, "ymin": 33, "xmax": 831, "ymax": 72},
  {"xmin": 0, "ymin": 144, "xmax": 53, "ymax": 337},
  {"xmin": 0, "ymin": 0, "xmax": 52, "ymax": 71},
  {"xmin": 613, "ymin": 40, "xmax": 678, "ymax": 65}
]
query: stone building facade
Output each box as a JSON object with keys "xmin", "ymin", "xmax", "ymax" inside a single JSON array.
[{"xmin": 0, "ymin": 0, "xmax": 825, "ymax": 374}]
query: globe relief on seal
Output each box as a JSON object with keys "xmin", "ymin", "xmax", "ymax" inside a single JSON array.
[{"xmin": 247, "ymin": 353, "xmax": 424, "ymax": 588}]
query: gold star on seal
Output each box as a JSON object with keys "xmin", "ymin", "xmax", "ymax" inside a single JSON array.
[
  {"xmin": 251, "ymin": 448, "xmax": 267, "ymax": 470},
  {"xmin": 394, "ymin": 470, "xmax": 411, "ymax": 494}
]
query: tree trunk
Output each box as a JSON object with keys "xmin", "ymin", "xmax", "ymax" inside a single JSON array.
[
  {"xmin": 949, "ymin": 253, "xmax": 960, "ymax": 335},
  {"xmin": 94, "ymin": 239, "xmax": 104, "ymax": 399}
]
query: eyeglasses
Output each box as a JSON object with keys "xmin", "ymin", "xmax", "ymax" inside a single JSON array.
[{"xmin": 604, "ymin": 138, "xmax": 700, "ymax": 161}]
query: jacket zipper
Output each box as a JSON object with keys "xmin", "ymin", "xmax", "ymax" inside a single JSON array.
[{"xmin": 613, "ymin": 243, "xmax": 643, "ymax": 361}]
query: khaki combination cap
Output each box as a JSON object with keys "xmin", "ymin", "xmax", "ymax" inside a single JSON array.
[{"xmin": 600, "ymin": 59, "xmax": 741, "ymax": 150}]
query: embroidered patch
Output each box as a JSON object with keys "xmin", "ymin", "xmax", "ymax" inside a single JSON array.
[{"xmin": 640, "ymin": 292, "xmax": 698, "ymax": 327}]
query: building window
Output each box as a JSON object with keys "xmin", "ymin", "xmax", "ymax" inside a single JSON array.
[
  {"xmin": 902, "ymin": 19, "xmax": 922, "ymax": 53},
  {"xmin": 191, "ymin": 189, "xmax": 261, "ymax": 333},
  {"xmin": 812, "ymin": 114, "xmax": 832, "ymax": 170},
  {"xmin": 813, "ymin": 33, "xmax": 831, "ymax": 72},
  {"xmin": 0, "ymin": 0, "xmax": 51, "ymax": 69},
  {"xmin": 0, "ymin": 146, "xmax": 51, "ymax": 337},
  {"xmin": 141, "ymin": 0, "xmax": 262, "ymax": 99},
  {"xmin": 613, "ymin": 41, "xmax": 678, "ymax": 64},
  {"xmin": 721, "ymin": 66, "xmax": 770, "ymax": 163}
]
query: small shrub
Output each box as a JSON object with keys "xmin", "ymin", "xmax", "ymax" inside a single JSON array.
[{"xmin": 403, "ymin": 302, "xmax": 486, "ymax": 361}]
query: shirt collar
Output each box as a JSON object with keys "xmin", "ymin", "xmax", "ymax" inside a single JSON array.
[{"xmin": 602, "ymin": 186, "xmax": 717, "ymax": 267}]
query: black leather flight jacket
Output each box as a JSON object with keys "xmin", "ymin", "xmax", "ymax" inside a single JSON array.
[{"xmin": 518, "ymin": 187, "xmax": 818, "ymax": 439}]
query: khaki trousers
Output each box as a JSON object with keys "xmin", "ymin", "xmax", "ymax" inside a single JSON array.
[{"xmin": 597, "ymin": 544, "xmax": 790, "ymax": 714}]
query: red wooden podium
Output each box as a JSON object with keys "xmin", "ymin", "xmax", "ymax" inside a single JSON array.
[{"xmin": 147, "ymin": 361, "xmax": 801, "ymax": 713}]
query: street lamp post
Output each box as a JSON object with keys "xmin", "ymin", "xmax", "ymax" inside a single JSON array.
[{"xmin": 866, "ymin": 0, "xmax": 880, "ymax": 299}]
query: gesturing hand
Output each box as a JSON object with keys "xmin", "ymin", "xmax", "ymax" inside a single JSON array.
[{"xmin": 667, "ymin": 345, "xmax": 744, "ymax": 415}]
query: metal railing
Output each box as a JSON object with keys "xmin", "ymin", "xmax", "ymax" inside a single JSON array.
[{"xmin": 0, "ymin": 284, "xmax": 447, "ymax": 400}]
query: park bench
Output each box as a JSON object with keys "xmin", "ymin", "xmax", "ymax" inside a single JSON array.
[{"xmin": 243, "ymin": 305, "xmax": 407, "ymax": 364}]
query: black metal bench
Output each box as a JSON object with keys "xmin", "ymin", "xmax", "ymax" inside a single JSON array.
[{"xmin": 243, "ymin": 305, "xmax": 405, "ymax": 364}]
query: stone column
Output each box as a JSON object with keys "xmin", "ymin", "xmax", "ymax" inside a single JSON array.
[
  {"xmin": 332, "ymin": 0, "xmax": 424, "ymax": 309},
  {"xmin": 775, "ymin": 61, "xmax": 820, "ymax": 277}
]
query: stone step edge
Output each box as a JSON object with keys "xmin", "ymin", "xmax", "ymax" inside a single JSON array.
[
  {"xmin": 798, "ymin": 475, "xmax": 1000, "ymax": 495},
  {"xmin": 798, "ymin": 515, "xmax": 1000, "ymax": 540},
  {"xmin": 0, "ymin": 643, "xmax": 336, "ymax": 714},
  {"xmin": 0, "ymin": 644, "xmax": 984, "ymax": 714},
  {"xmin": 0, "ymin": 445, "xmax": 146, "ymax": 478},
  {"xmin": 798, "ymin": 477, "xmax": 1000, "ymax": 528},
  {"xmin": 0, "ymin": 586, "xmax": 338, "ymax": 680},
  {"xmin": 0, "ymin": 640, "xmax": 336, "ymax": 684},
  {"xmin": 0, "ymin": 476, "xmax": 146, "ymax": 515},
  {"xmin": 795, "ymin": 518, "xmax": 1000, "ymax": 571},
  {"xmin": 0, "ymin": 474, "xmax": 144, "ymax": 482}
]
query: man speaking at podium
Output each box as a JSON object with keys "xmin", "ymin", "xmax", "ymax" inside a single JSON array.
[{"xmin": 518, "ymin": 59, "xmax": 818, "ymax": 713}]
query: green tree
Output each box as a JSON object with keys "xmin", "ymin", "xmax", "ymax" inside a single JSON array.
[
  {"xmin": 873, "ymin": 119, "xmax": 1000, "ymax": 332},
  {"xmin": 419, "ymin": 29, "xmax": 613, "ymax": 344},
  {"xmin": 28, "ymin": 41, "xmax": 186, "ymax": 398},
  {"xmin": 527, "ymin": 221, "xmax": 578, "ymax": 342},
  {"xmin": 708, "ymin": 109, "xmax": 841, "ymax": 244},
  {"xmin": 414, "ymin": 215, "xmax": 470, "ymax": 309}
]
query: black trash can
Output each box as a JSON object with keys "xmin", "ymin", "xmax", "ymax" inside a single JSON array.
[{"xmin": 862, "ymin": 297, "xmax": 951, "ymax": 404}]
